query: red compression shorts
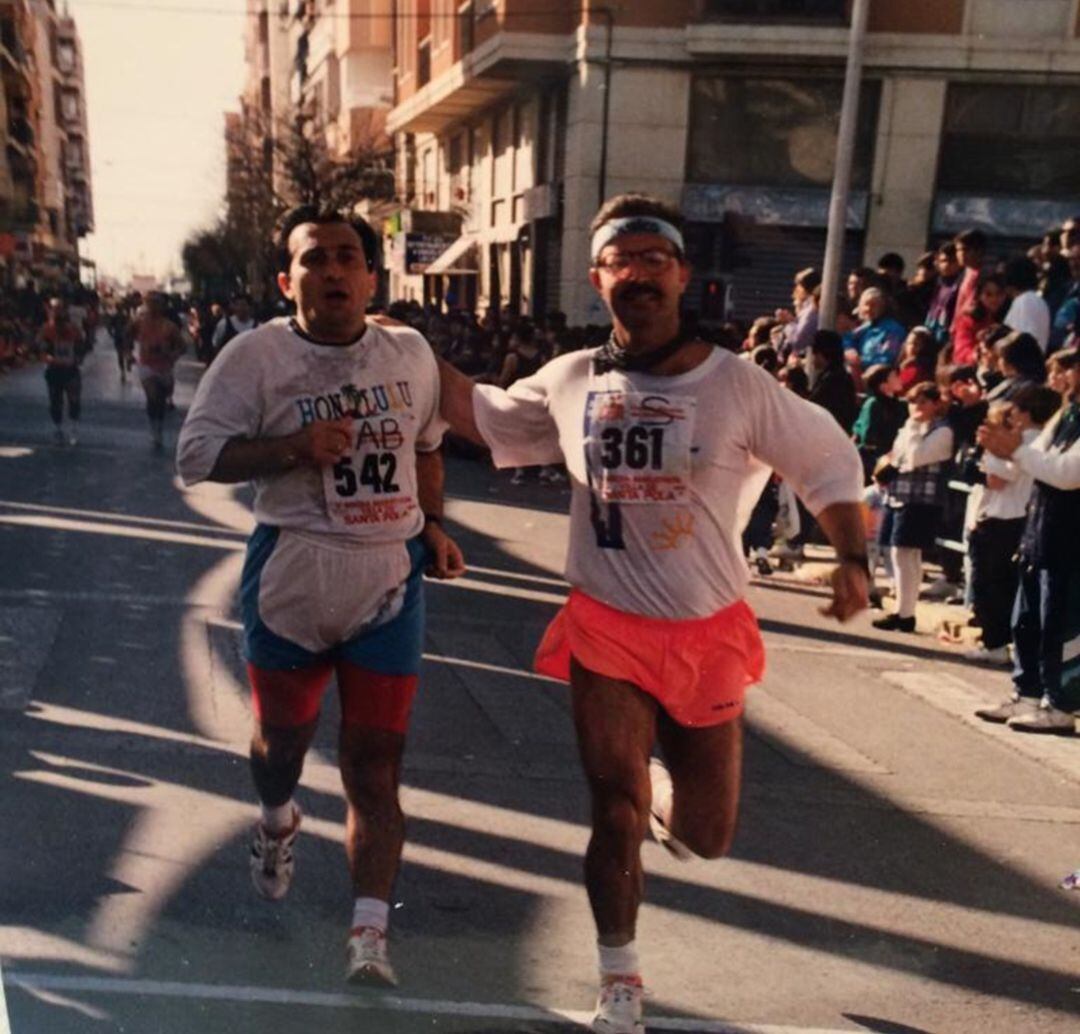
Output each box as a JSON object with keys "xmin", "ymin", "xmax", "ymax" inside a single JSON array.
[{"xmin": 247, "ymin": 660, "xmax": 418, "ymax": 733}]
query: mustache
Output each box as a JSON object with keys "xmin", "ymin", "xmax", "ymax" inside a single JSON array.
[{"xmin": 616, "ymin": 283, "xmax": 663, "ymax": 302}]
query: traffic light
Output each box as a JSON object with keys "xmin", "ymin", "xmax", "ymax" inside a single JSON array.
[{"xmin": 701, "ymin": 277, "xmax": 725, "ymax": 321}]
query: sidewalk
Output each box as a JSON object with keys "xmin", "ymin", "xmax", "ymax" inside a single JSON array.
[{"xmin": 752, "ymin": 546, "xmax": 1080, "ymax": 781}]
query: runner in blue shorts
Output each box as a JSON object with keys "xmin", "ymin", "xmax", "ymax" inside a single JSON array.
[{"xmin": 177, "ymin": 205, "xmax": 465, "ymax": 987}]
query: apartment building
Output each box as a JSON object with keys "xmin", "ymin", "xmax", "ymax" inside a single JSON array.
[
  {"xmin": 0, "ymin": 0, "xmax": 93, "ymax": 283},
  {"xmin": 387, "ymin": 0, "xmax": 1080, "ymax": 324}
]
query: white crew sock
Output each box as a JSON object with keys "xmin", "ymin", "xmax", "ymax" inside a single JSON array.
[
  {"xmin": 891, "ymin": 546, "xmax": 922, "ymax": 618},
  {"xmin": 598, "ymin": 940, "xmax": 640, "ymax": 979},
  {"xmin": 352, "ymin": 897, "xmax": 390, "ymax": 933},
  {"xmin": 260, "ymin": 800, "xmax": 295, "ymax": 832}
]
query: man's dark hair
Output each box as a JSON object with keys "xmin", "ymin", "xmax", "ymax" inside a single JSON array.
[
  {"xmin": 864, "ymin": 363, "xmax": 896, "ymax": 396},
  {"xmin": 955, "ymin": 228, "xmax": 988, "ymax": 253},
  {"xmin": 589, "ymin": 193, "xmax": 684, "ymax": 239},
  {"xmin": 1010, "ymin": 384, "xmax": 1061, "ymax": 425},
  {"xmin": 811, "ymin": 329, "xmax": 845, "ymax": 367},
  {"xmin": 275, "ymin": 205, "xmax": 380, "ymax": 274},
  {"xmin": 794, "ymin": 267, "xmax": 821, "ymax": 292},
  {"xmin": 937, "ymin": 242, "xmax": 958, "ymax": 261},
  {"xmin": 231, "ymin": 291, "xmax": 254, "ymax": 304},
  {"xmin": 997, "ymin": 331, "xmax": 1047, "ymax": 383},
  {"xmin": 877, "ymin": 252, "xmax": 905, "ymax": 275},
  {"xmin": 1003, "ymin": 255, "xmax": 1039, "ymax": 293}
]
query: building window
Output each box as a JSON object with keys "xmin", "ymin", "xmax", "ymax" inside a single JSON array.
[
  {"xmin": 699, "ymin": 1, "xmax": 846, "ymax": 21},
  {"xmin": 418, "ymin": 36, "xmax": 431, "ymax": 87},
  {"xmin": 456, "ymin": 1, "xmax": 475, "ymax": 57},
  {"xmin": 686, "ymin": 76, "xmax": 880, "ymax": 190},
  {"xmin": 938, "ymin": 83, "xmax": 1080, "ymax": 197}
]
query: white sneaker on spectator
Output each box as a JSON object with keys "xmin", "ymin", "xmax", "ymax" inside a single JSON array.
[
  {"xmin": 921, "ymin": 577, "xmax": 959, "ymax": 601},
  {"xmin": 591, "ymin": 975, "xmax": 644, "ymax": 1034},
  {"xmin": 963, "ymin": 644, "xmax": 1010, "ymax": 666},
  {"xmin": 1008, "ymin": 700, "xmax": 1076, "ymax": 735},
  {"xmin": 974, "ymin": 694, "xmax": 1037, "ymax": 724}
]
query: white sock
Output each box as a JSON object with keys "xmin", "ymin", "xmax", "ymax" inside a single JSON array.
[
  {"xmin": 352, "ymin": 897, "xmax": 390, "ymax": 933},
  {"xmin": 260, "ymin": 800, "xmax": 294, "ymax": 832},
  {"xmin": 598, "ymin": 940, "xmax": 640, "ymax": 979}
]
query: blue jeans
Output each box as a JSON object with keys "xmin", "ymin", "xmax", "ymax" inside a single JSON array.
[{"xmin": 1011, "ymin": 564, "xmax": 1080, "ymax": 712}]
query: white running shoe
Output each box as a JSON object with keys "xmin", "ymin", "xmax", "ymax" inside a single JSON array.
[
  {"xmin": 591, "ymin": 975, "xmax": 644, "ymax": 1034},
  {"xmin": 250, "ymin": 805, "xmax": 301, "ymax": 900},
  {"xmin": 345, "ymin": 925, "xmax": 398, "ymax": 987},
  {"xmin": 647, "ymin": 757, "xmax": 693, "ymax": 862},
  {"xmin": 963, "ymin": 644, "xmax": 1010, "ymax": 665},
  {"xmin": 68, "ymin": 428, "xmax": 78, "ymax": 446}
]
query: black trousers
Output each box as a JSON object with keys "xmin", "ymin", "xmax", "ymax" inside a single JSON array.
[
  {"xmin": 969, "ymin": 517, "xmax": 1024, "ymax": 649},
  {"xmin": 44, "ymin": 365, "xmax": 81, "ymax": 424}
]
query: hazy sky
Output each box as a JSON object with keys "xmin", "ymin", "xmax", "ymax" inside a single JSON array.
[{"xmin": 71, "ymin": 0, "xmax": 248, "ymax": 282}]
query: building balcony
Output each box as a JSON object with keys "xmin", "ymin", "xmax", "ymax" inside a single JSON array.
[{"xmin": 388, "ymin": 25, "xmax": 568, "ymax": 135}]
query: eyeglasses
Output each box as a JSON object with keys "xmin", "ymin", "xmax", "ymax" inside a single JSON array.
[{"xmin": 594, "ymin": 249, "xmax": 678, "ymax": 276}]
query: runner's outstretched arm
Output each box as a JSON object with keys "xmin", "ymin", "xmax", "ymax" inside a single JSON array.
[
  {"xmin": 437, "ymin": 357, "xmax": 485, "ymax": 446},
  {"xmin": 815, "ymin": 500, "xmax": 871, "ymax": 623}
]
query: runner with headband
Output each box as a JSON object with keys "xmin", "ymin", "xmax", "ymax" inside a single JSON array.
[{"xmin": 437, "ymin": 194, "xmax": 868, "ymax": 1033}]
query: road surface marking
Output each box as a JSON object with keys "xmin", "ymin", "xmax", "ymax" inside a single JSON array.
[
  {"xmin": 0, "ymin": 514, "xmax": 244, "ymax": 551},
  {"xmin": 423, "ymin": 651, "xmax": 563, "ymax": 684},
  {"xmin": 434, "ymin": 575, "xmax": 567, "ymax": 606},
  {"xmin": 2, "ymin": 973, "xmax": 855, "ymax": 1033},
  {"xmin": 0, "ymin": 499, "xmax": 246, "ymax": 538},
  {"xmin": 465, "ymin": 563, "xmax": 569, "ymax": 588},
  {"xmin": 0, "ymin": 959, "xmax": 10, "ymax": 1034}
]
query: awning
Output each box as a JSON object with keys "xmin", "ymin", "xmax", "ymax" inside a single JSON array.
[{"xmin": 424, "ymin": 235, "xmax": 479, "ymax": 275}]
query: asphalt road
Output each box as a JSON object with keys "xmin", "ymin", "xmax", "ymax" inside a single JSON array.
[{"xmin": 1, "ymin": 344, "xmax": 1078, "ymax": 1034}]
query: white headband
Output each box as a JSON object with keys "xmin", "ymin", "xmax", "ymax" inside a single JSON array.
[{"xmin": 590, "ymin": 216, "xmax": 685, "ymax": 263}]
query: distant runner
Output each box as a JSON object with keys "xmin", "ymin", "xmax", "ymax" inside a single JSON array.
[
  {"xmin": 130, "ymin": 292, "xmax": 186, "ymax": 451},
  {"xmin": 38, "ymin": 297, "xmax": 85, "ymax": 446}
]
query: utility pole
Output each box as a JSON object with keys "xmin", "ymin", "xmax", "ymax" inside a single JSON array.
[{"xmin": 818, "ymin": 0, "xmax": 871, "ymax": 331}]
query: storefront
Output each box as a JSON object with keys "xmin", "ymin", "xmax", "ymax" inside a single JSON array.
[{"xmin": 681, "ymin": 73, "xmax": 880, "ymax": 320}]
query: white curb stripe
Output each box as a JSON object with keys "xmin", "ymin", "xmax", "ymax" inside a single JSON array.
[
  {"xmin": 3, "ymin": 973, "xmax": 854, "ymax": 1033},
  {"xmin": 0, "ymin": 960, "xmax": 11, "ymax": 1034}
]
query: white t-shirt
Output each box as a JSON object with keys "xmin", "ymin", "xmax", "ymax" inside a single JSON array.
[
  {"xmin": 1006, "ymin": 291, "xmax": 1051, "ymax": 351},
  {"xmin": 177, "ymin": 318, "xmax": 445, "ymax": 544},
  {"xmin": 473, "ymin": 347, "xmax": 863, "ymax": 619}
]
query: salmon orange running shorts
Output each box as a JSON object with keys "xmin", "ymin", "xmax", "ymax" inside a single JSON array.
[{"xmin": 534, "ymin": 590, "xmax": 765, "ymax": 727}]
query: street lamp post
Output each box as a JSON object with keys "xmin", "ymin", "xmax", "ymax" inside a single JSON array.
[{"xmin": 818, "ymin": 0, "xmax": 871, "ymax": 331}]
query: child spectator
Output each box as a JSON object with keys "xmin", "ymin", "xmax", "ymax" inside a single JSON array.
[
  {"xmin": 853, "ymin": 364, "xmax": 905, "ymax": 480},
  {"xmin": 873, "ymin": 382, "xmax": 955, "ymax": 634},
  {"xmin": 898, "ymin": 326, "xmax": 937, "ymax": 393},
  {"xmin": 951, "ymin": 271, "xmax": 1007, "ymax": 367},
  {"xmin": 965, "ymin": 386, "xmax": 1061, "ymax": 664}
]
